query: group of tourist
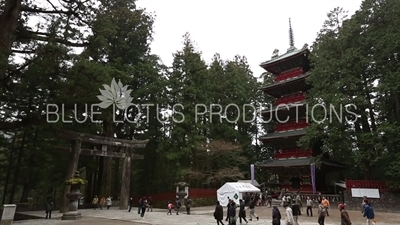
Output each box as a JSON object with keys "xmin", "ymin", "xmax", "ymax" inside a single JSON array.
[
  {"xmin": 281, "ymin": 194, "xmax": 375, "ymax": 225},
  {"xmin": 242, "ymin": 192, "xmax": 273, "ymax": 207},
  {"xmin": 92, "ymin": 195, "xmax": 112, "ymax": 210},
  {"xmin": 127, "ymin": 196, "xmax": 153, "ymax": 218},
  {"xmin": 166, "ymin": 196, "xmax": 192, "ymax": 215},
  {"xmin": 214, "ymin": 197, "xmax": 259, "ymax": 225}
]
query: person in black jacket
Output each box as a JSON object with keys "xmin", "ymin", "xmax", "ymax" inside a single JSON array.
[
  {"xmin": 292, "ymin": 202, "xmax": 301, "ymax": 225},
  {"xmin": 225, "ymin": 198, "xmax": 231, "ymax": 221},
  {"xmin": 272, "ymin": 206, "xmax": 281, "ymax": 225},
  {"xmin": 45, "ymin": 199, "xmax": 53, "ymax": 219},
  {"xmin": 238, "ymin": 199, "xmax": 248, "ymax": 224},
  {"xmin": 228, "ymin": 202, "xmax": 237, "ymax": 225},
  {"xmin": 128, "ymin": 197, "xmax": 134, "ymax": 212}
]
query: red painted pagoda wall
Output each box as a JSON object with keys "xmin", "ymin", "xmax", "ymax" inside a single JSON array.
[
  {"xmin": 271, "ymin": 65, "xmax": 309, "ymax": 159},
  {"xmin": 275, "ymin": 67, "xmax": 303, "ymax": 82}
]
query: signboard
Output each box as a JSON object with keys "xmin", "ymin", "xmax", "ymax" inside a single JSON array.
[
  {"xmin": 1, "ymin": 204, "xmax": 17, "ymax": 221},
  {"xmin": 351, "ymin": 188, "xmax": 380, "ymax": 198}
]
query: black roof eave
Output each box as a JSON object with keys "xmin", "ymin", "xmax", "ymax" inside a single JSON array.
[
  {"xmin": 260, "ymin": 73, "xmax": 309, "ymax": 91},
  {"xmin": 259, "ymin": 129, "xmax": 307, "ymax": 141}
]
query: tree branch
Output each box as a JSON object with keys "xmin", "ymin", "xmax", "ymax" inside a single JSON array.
[
  {"xmin": 21, "ymin": 5, "xmax": 73, "ymax": 15},
  {"xmin": 12, "ymin": 49, "xmax": 35, "ymax": 54},
  {"xmin": 17, "ymin": 31, "xmax": 89, "ymax": 47}
]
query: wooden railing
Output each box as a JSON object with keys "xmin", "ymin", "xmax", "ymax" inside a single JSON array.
[
  {"xmin": 275, "ymin": 68, "xmax": 304, "ymax": 82},
  {"xmin": 275, "ymin": 92, "xmax": 306, "ymax": 106},
  {"xmin": 345, "ymin": 180, "xmax": 387, "ymax": 190},
  {"xmin": 274, "ymin": 119, "xmax": 308, "ymax": 132}
]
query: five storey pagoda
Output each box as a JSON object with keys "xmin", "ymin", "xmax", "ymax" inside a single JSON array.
[{"xmin": 257, "ymin": 19, "xmax": 345, "ymax": 193}]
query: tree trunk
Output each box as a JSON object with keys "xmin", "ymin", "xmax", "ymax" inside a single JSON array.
[
  {"xmin": 60, "ymin": 139, "xmax": 81, "ymax": 213},
  {"xmin": 21, "ymin": 128, "xmax": 38, "ymax": 203},
  {"xmin": 119, "ymin": 147, "xmax": 132, "ymax": 209},
  {"xmin": 99, "ymin": 120, "xmax": 113, "ymax": 198},
  {"xmin": 9, "ymin": 130, "xmax": 27, "ymax": 203},
  {"xmin": 0, "ymin": 0, "xmax": 22, "ymax": 82},
  {"xmin": 2, "ymin": 132, "xmax": 17, "ymax": 205},
  {"xmin": 96, "ymin": 156, "xmax": 103, "ymax": 195},
  {"xmin": 85, "ymin": 167, "xmax": 93, "ymax": 203},
  {"xmin": 112, "ymin": 157, "xmax": 120, "ymax": 198}
]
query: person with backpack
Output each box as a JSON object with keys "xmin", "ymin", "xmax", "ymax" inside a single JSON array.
[{"xmin": 363, "ymin": 200, "xmax": 375, "ymax": 225}]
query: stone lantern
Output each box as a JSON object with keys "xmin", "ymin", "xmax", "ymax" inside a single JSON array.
[
  {"xmin": 61, "ymin": 171, "xmax": 85, "ymax": 220},
  {"xmin": 174, "ymin": 181, "xmax": 189, "ymax": 205}
]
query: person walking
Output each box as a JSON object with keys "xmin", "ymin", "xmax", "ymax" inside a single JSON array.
[
  {"xmin": 167, "ymin": 201, "xmax": 174, "ymax": 215},
  {"xmin": 45, "ymin": 199, "xmax": 53, "ymax": 219},
  {"xmin": 228, "ymin": 201, "xmax": 237, "ymax": 225},
  {"xmin": 147, "ymin": 196, "xmax": 153, "ymax": 212},
  {"xmin": 238, "ymin": 199, "xmax": 248, "ymax": 224},
  {"xmin": 92, "ymin": 196, "xmax": 99, "ymax": 210},
  {"xmin": 185, "ymin": 197, "xmax": 192, "ymax": 214},
  {"xmin": 292, "ymin": 201, "xmax": 300, "ymax": 225},
  {"xmin": 248, "ymin": 198, "xmax": 259, "ymax": 221},
  {"xmin": 99, "ymin": 197, "xmax": 105, "ymax": 210},
  {"xmin": 285, "ymin": 204, "xmax": 295, "ymax": 225},
  {"xmin": 214, "ymin": 201, "xmax": 225, "ymax": 225},
  {"xmin": 272, "ymin": 206, "xmax": 281, "ymax": 225},
  {"xmin": 140, "ymin": 199, "xmax": 147, "ymax": 218},
  {"xmin": 318, "ymin": 201, "xmax": 326, "ymax": 225},
  {"xmin": 306, "ymin": 196, "xmax": 313, "ymax": 216},
  {"xmin": 138, "ymin": 197, "xmax": 143, "ymax": 214},
  {"xmin": 321, "ymin": 197, "xmax": 330, "ymax": 216},
  {"xmin": 175, "ymin": 197, "xmax": 182, "ymax": 215},
  {"xmin": 225, "ymin": 198, "xmax": 231, "ymax": 221},
  {"xmin": 128, "ymin": 197, "xmax": 134, "ymax": 212},
  {"xmin": 106, "ymin": 196, "xmax": 112, "ymax": 210},
  {"xmin": 363, "ymin": 200, "xmax": 375, "ymax": 225},
  {"xmin": 338, "ymin": 204, "xmax": 352, "ymax": 225}
]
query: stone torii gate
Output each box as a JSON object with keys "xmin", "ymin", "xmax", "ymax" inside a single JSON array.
[{"xmin": 54, "ymin": 129, "xmax": 149, "ymax": 212}]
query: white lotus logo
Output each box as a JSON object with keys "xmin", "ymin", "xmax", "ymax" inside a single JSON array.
[{"xmin": 97, "ymin": 78, "xmax": 133, "ymax": 110}]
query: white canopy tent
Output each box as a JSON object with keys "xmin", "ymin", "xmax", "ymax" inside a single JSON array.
[
  {"xmin": 237, "ymin": 180, "xmax": 260, "ymax": 187},
  {"xmin": 217, "ymin": 182, "xmax": 260, "ymax": 205}
]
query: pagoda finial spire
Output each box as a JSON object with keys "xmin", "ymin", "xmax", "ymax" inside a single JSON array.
[{"xmin": 289, "ymin": 18, "xmax": 294, "ymax": 47}]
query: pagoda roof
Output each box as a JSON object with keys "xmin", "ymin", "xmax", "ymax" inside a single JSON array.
[
  {"xmin": 261, "ymin": 47, "xmax": 307, "ymax": 66},
  {"xmin": 260, "ymin": 73, "xmax": 309, "ymax": 98},
  {"xmin": 261, "ymin": 73, "xmax": 309, "ymax": 90},
  {"xmin": 259, "ymin": 128, "xmax": 306, "ymax": 142},
  {"xmin": 260, "ymin": 48, "xmax": 309, "ymax": 73}
]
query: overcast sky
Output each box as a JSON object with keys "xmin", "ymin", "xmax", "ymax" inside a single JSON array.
[{"xmin": 136, "ymin": 0, "xmax": 363, "ymax": 77}]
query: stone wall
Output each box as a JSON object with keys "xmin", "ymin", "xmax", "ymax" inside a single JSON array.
[{"xmin": 343, "ymin": 190, "xmax": 400, "ymax": 213}]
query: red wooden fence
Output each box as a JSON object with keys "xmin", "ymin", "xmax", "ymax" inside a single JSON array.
[
  {"xmin": 345, "ymin": 180, "xmax": 387, "ymax": 190},
  {"xmin": 132, "ymin": 188, "xmax": 217, "ymax": 204}
]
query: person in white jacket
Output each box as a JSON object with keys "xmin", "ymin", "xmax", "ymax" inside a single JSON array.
[{"xmin": 285, "ymin": 204, "xmax": 295, "ymax": 225}]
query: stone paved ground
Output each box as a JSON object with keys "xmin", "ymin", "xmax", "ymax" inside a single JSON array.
[{"xmin": 16, "ymin": 206, "xmax": 400, "ymax": 225}]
